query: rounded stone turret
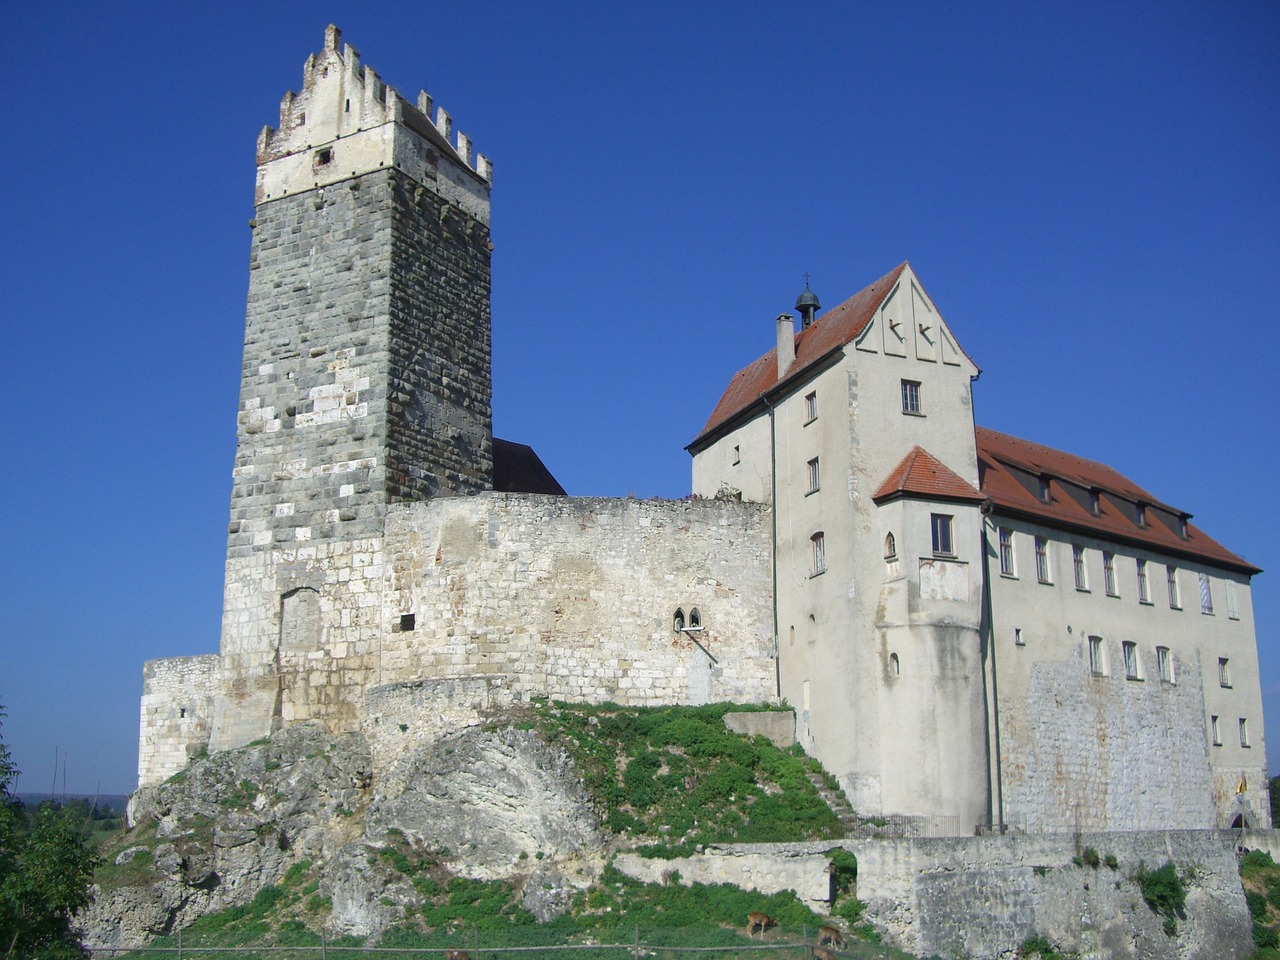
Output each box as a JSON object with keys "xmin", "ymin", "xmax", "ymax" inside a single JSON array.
[{"xmin": 795, "ymin": 283, "xmax": 820, "ymax": 329}]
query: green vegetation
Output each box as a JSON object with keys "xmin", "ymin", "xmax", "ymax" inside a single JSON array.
[
  {"xmin": 0, "ymin": 702, "xmax": 102, "ymax": 959},
  {"xmin": 1018, "ymin": 933, "xmax": 1073, "ymax": 959},
  {"xmin": 529, "ymin": 701, "xmax": 843, "ymax": 855},
  {"xmin": 1134, "ymin": 861, "xmax": 1185, "ymax": 937},
  {"xmin": 1239, "ymin": 848, "xmax": 1280, "ymax": 959}
]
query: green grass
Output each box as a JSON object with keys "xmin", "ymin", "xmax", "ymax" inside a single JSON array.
[
  {"xmin": 529, "ymin": 701, "xmax": 844, "ymax": 854},
  {"xmin": 1241, "ymin": 849, "xmax": 1280, "ymax": 959}
]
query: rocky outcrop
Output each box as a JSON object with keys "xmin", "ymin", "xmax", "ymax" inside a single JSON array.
[{"xmin": 81, "ymin": 719, "xmax": 604, "ymax": 947}]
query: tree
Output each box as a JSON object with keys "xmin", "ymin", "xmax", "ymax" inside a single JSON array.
[{"xmin": 0, "ymin": 703, "xmax": 100, "ymax": 959}]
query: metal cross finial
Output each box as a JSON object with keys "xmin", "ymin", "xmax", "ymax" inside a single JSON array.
[{"xmin": 804, "ymin": 272, "xmax": 811, "ymax": 288}]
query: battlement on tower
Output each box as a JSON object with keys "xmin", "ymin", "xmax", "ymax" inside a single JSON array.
[{"xmin": 254, "ymin": 24, "xmax": 491, "ymax": 223}]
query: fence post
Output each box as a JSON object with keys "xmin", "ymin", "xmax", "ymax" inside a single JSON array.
[
  {"xmin": 634, "ymin": 922, "xmax": 640, "ymax": 958},
  {"xmin": 321, "ymin": 931, "xmax": 327, "ymax": 960},
  {"xmin": 177, "ymin": 928, "xmax": 181, "ymax": 960}
]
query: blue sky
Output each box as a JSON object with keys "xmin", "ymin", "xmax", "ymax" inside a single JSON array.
[{"xmin": 3, "ymin": 1, "xmax": 1277, "ymax": 795}]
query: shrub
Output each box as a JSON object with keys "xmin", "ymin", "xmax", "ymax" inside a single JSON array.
[
  {"xmin": 1255, "ymin": 922, "xmax": 1280, "ymax": 949},
  {"xmin": 1248, "ymin": 890, "xmax": 1269, "ymax": 920},
  {"xmin": 1136, "ymin": 861, "xmax": 1185, "ymax": 935},
  {"xmin": 1081, "ymin": 847, "xmax": 1100, "ymax": 869}
]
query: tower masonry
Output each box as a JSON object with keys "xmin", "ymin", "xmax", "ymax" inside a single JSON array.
[{"xmin": 211, "ymin": 26, "xmax": 497, "ymax": 750}]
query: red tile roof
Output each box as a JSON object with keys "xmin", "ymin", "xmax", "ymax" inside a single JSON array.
[
  {"xmin": 873, "ymin": 446, "xmax": 984, "ymax": 504},
  {"xmin": 690, "ymin": 262, "xmax": 909, "ymax": 448},
  {"xmin": 976, "ymin": 427, "xmax": 1259, "ymax": 574}
]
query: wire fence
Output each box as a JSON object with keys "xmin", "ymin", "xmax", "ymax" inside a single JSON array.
[{"xmin": 86, "ymin": 925, "xmax": 913, "ymax": 960}]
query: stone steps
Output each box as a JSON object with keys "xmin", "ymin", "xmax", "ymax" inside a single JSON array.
[{"xmin": 804, "ymin": 770, "xmax": 861, "ymax": 833}]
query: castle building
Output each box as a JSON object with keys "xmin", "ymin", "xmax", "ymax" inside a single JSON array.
[{"xmin": 138, "ymin": 27, "xmax": 1267, "ymax": 836}]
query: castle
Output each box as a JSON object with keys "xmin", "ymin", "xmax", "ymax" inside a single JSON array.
[{"xmin": 138, "ymin": 26, "xmax": 1267, "ymax": 837}]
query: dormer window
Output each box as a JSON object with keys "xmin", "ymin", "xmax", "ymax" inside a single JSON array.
[
  {"xmin": 1136, "ymin": 503, "xmax": 1147, "ymax": 528},
  {"xmin": 1089, "ymin": 490, "xmax": 1101, "ymax": 516},
  {"xmin": 1178, "ymin": 516, "xmax": 1188, "ymax": 538},
  {"xmin": 1038, "ymin": 476, "xmax": 1051, "ymax": 503}
]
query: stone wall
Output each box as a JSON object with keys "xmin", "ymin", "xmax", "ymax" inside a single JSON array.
[
  {"xmin": 616, "ymin": 832, "xmax": 1253, "ymax": 960},
  {"xmin": 997, "ymin": 644, "xmax": 1215, "ymax": 832},
  {"xmin": 378, "ymin": 494, "xmax": 776, "ymax": 706},
  {"xmin": 137, "ymin": 655, "xmax": 220, "ymax": 786}
]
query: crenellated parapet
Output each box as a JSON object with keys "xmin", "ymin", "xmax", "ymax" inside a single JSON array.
[{"xmin": 255, "ymin": 24, "xmax": 491, "ymax": 223}]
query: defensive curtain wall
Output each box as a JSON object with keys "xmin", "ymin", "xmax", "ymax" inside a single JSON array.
[{"xmin": 140, "ymin": 494, "xmax": 776, "ymax": 786}]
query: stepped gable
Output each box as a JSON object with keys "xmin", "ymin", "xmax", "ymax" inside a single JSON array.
[
  {"xmin": 977, "ymin": 426, "xmax": 1259, "ymax": 573},
  {"xmin": 692, "ymin": 262, "xmax": 908, "ymax": 445},
  {"xmin": 872, "ymin": 446, "xmax": 983, "ymax": 505}
]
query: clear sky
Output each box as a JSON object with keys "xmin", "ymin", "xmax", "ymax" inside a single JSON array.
[{"xmin": 3, "ymin": 1, "xmax": 1277, "ymax": 796}]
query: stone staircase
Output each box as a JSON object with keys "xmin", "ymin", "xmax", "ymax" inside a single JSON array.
[{"xmin": 804, "ymin": 770, "xmax": 862, "ymax": 836}]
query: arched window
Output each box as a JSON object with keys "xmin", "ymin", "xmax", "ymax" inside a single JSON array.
[
  {"xmin": 884, "ymin": 532, "xmax": 897, "ymax": 559},
  {"xmin": 889, "ymin": 653, "xmax": 900, "ymax": 677},
  {"xmin": 673, "ymin": 608, "xmax": 685, "ymax": 633},
  {"xmin": 688, "ymin": 608, "xmax": 701, "ymax": 630},
  {"xmin": 810, "ymin": 532, "xmax": 826, "ymax": 576}
]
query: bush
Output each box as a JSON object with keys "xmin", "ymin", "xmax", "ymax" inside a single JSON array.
[
  {"xmin": 1081, "ymin": 847, "xmax": 1100, "ymax": 869},
  {"xmin": 1256, "ymin": 922, "xmax": 1280, "ymax": 949},
  {"xmin": 1248, "ymin": 890, "xmax": 1269, "ymax": 920},
  {"xmin": 1136, "ymin": 861, "xmax": 1185, "ymax": 935}
]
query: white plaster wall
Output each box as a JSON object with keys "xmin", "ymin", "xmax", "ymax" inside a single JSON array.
[{"xmin": 986, "ymin": 515, "xmax": 1268, "ymax": 830}]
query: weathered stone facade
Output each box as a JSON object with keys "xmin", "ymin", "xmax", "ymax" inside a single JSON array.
[{"xmin": 139, "ymin": 25, "xmax": 1266, "ymax": 848}]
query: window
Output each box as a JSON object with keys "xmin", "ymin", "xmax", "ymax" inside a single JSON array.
[
  {"xmin": 804, "ymin": 392, "xmax": 817, "ymax": 423},
  {"xmin": 1199, "ymin": 572, "xmax": 1213, "ymax": 614},
  {"xmin": 1088, "ymin": 636, "xmax": 1105, "ymax": 675},
  {"xmin": 1156, "ymin": 646, "xmax": 1173, "ymax": 683},
  {"xmin": 1038, "ymin": 476, "xmax": 1051, "ymax": 503},
  {"xmin": 688, "ymin": 608, "xmax": 701, "ymax": 629},
  {"xmin": 1073, "ymin": 545, "xmax": 1087, "ymax": 590},
  {"xmin": 889, "ymin": 653, "xmax": 900, "ymax": 677},
  {"xmin": 1177, "ymin": 516, "xmax": 1188, "ymax": 538},
  {"xmin": 1136, "ymin": 559, "xmax": 1150, "ymax": 604},
  {"xmin": 1167, "ymin": 565, "xmax": 1181, "ymax": 609},
  {"xmin": 1211, "ymin": 715, "xmax": 1221, "ymax": 746},
  {"xmin": 810, "ymin": 532, "xmax": 826, "ymax": 576},
  {"xmin": 1136, "ymin": 503, "xmax": 1147, "ymax": 528},
  {"xmin": 998, "ymin": 527, "xmax": 1015, "ymax": 576},
  {"xmin": 1015, "ymin": 627, "xmax": 1025, "ymax": 646},
  {"xmin": 883, "ymin": 532, "xmax": 897, "ymax": 560},
  {"xmin": 1240, "ymin": 718, "xmax": 1251, "ymax": 748},
  {"xmin": 1227, "ymin": 581, "xmax": 1239, "ymax": 620},
  {"xmin": 1035, "ymin": 536, "xmax": 1050, "ymax": 583},
  {"xmin": 399, "ymin": 613, "xmax": 416, "ymax": 632},
  {"xmin": 931, "ymin": 514, "xmax": 954, "ymax": 556},
  {"xmin": 732, "ymin": 444, "xmax": 740, "ymax": 465},
  {"xmin": 673, "ymin": 608, "xmax": 685, "ymax": 632},
  {"xmin": 1219, "ymin": 657, "xmax": 1231, "ymax": 688},
  {"xmin": 901, "ymin": 379, "xmax": 922, "ymax": 414},
  {"xmin": 1103, "ymin": 551, "xmax": 1117, "ymax": 596},
  {"xmin": 1089, "ymin": 490, "xmax": 1101, "ymax": 515},
  {"xmin": 1122, "ymin": 641, "xmax": 1139, "ymax": 680},
  {"xmin": 806, "ymin": 457, "xmax": 820, "ymax": 494}
]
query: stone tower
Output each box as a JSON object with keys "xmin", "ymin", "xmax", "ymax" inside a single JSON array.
[{"xmin": 210, "ymin": 26, "xmax": 495, "ymax": 750}]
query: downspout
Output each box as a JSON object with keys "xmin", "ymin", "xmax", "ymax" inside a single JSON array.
[
  {"xmin": 760, "ymin": 390, "xmax": 781, "ymax": 700},
  {"xmin": 979, "ymin": 510, "xmax": 1005, "ymax": 832}
]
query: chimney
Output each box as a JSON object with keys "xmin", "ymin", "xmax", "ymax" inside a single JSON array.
[{"xmin": 776, "ymin": 313, "xmax": 796, "ymax": 380}]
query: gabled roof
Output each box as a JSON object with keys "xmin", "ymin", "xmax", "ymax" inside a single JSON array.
[
  {"xmin": 689, "ymin": 263, "xmax": 908, "ymax": 449},
  {"xmin": 976, "ymin": 427, "xmax": 1259, "ymax": 575},
  {"xmin": 873, "ymin": 446, "xmax": 984, "ymax": 505}
]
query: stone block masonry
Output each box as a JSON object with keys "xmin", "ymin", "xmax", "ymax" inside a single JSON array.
[{"xmin": 137, "ymin": 655, "xmax": 220, "ymax": 785}]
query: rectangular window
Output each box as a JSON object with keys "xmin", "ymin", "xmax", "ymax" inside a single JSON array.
[
  {"xmin": 1088, "ymin": 636, "xmax": 1105, "ymax": 675},
  {"xmin": 810, "ymin": 532, "xmax": 826, "ymax": 576},
  {"xmin": 1240, "ymin": 718, "xmax": 1251, "ymax": 748},
  {"xmin": 1122, "ymin": 641, "xmax": 1139, "ymax": 680},
  {"xmin": 1038, "ymin": 476, "xmax": 1052, "ymax": 503},
  {"xmin": 1211, "ymin": 715, "xmax": 1221, "ymax": 746},
  {"xmin": 1227, "ymin": 581, "xmax": 1239, "ymax": 620},
  {"xmin": 1156, "ymin": 646, "xmax": 1173, "ymax": 683},
  {"xmin": 1219, "ymin": 657, "xmax": 1231, "ymax": 688},
  {"xmin": 1199, "ymin": 572, "xmax": 1214, "ymax": 614},
  {"xmin": 1136, "ymin": 559, "xmax": 1150, "ymax": 604},
  {"xmin": 1073, "ymin": 545, "xmax": 1087, "ymax": 590},
  {"xmin": 732, "ymin": 444, "xmax": 740, "ymax": 465},
  {"xmin": 1014, "ymin": 627, "xmax": 1025, "ymax": 646},
  {"xmin": 804, "ymin": 392, "xmax": 817, "ymax": 423},
  {"xmin": 806, "ymin": 457, "xmax": 820, "ymax": 494},
  {"xmin": 1136, "ymin": 504, "xmax": 1147, "ymax": 527},
  {"xmin": 931, "ymin": 513, "xmax": 954, "ymax": 556},
  {"xmin": 1167, "ymin": 565, "xmax": 1181, "ymax": 609},
  {"xmin": 1089, "ymin": 490, "xmax": 1101, "ymax": 515},
  {"xmin": 1103, "ymin": 551, "xmax": 1117, "ymax": 596},
  {"xmin": 998, "ymin": 527, "xmax": 1015, "ymax": 576},
  {"xmin": 901, "ymin": 379, "xmax": 922, "ymax": 414},
  {"xmin": 1035, "ymin": 536, "xmax": 1050, "ymax": 583}
]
